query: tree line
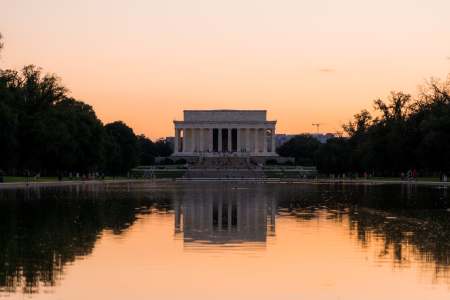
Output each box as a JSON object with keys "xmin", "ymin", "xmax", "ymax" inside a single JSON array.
[
  {"xmin": 0, "ymin": 64, "xmax": 172, "ymax": 176},
  {"xmin": 277, "ymin": 76, "xmax": 450, "ymax": 177}
]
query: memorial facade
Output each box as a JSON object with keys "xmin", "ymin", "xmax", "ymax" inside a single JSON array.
[{"xmin": 173, "ymin": 110, "xmax": 277, "ymax": 157}]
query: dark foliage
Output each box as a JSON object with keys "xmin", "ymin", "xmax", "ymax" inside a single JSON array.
[
  {"xmin": 277, "ymin": 76, "xmax": 450, "ymax": 176},
  {"xmin": 276, "ymin": 134, "xmax": 321, "ymax": 166},
  {"xmin": 0, "ymin": 65, "xmax": 172, "ymax": 175}
]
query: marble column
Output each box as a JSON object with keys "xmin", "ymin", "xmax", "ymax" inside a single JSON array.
[
  {"xmin": 208, "ymin": 128, "xmax": 213, "ymax": 152},
  {"xmin": 174, "ymin": 200, "xmax": 181, "ymax": 233},
  {"xmin": 174, "ymin": 128, "xmax": 179, "ymax": 154},
  {"xmin": 218, "ymin": 128, "xmax": 222, "ymax": 153},
  {"xmin": 193, "ymin": 128, "xmax": 198, "ymax": 152},
  {"xmin": 271, "ymin": 129, "xmax": 276, "ymax": 153},
  {"xmin": 191, "ymin": 128, "xmax": 196, "ymax": 152},
  {"xmin": 182, "ymin": 128, "xmax": 187, "ymax": 153},
  {"xmin": 227, "ymin": 128, "xmax": 232, "ymax": 152},
  {"xmin": 228, "ymin": 200, "xmax": 232, "ymax": 231},
  {"xmin": 218, "ymin": 198, "xmax": 222, "ymax": 230},
  {"xmin": 263, "ymin": 128, "xmax": 267, "ymax": 153},
  {"xmin": 254, "ymin": 128, "xmax": 259, "ymax": 153},
  {"xmin": 185, "ymin": 128, "xmax": 189, "ymax": 153},
  {"xmin": 236, "ymin": 128, "xmax": 241, "ymax": 152},
  {"xmin": 246, "ymin": 128, "xmax": 250, "ymax": 153},
  {"xmin": 199, "ymin": 128, "xmax": 204, "ymax": 152}
]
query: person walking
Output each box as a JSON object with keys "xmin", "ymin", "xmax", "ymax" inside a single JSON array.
[{"xmin": 407, "ymin": 169, "xmax": 412, "ymax": 180}]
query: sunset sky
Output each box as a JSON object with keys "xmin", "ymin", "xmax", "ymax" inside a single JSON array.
[{"xmin": 1, "ymin": 0, "xmax": 449, "ymax": 139}]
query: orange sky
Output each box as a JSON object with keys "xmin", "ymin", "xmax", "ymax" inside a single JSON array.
[{"xmin": 1, "ymin": 0, "xmax": 449, "ymax": 139}]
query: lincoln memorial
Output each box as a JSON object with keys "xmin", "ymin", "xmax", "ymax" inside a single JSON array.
[{"xmin": 172, "ymin": 110, "xmax": 277, "ymax": 158}]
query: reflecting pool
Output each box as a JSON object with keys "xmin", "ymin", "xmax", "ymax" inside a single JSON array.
[{"xmin": 0, "ymin": 182, "xmax": 449, "ymax": 299}]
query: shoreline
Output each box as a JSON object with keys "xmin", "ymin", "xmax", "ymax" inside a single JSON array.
[
  {"xmin": 0, "ymin": 179, "xmax": 168, "ymax": 190},
  {"xmin": 0, "ymin": 177, "xmax": 449, "ymax": 189}
]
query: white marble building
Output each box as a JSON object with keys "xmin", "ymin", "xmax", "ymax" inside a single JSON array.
[{"xmin": 173, "ymin": 110, "xmax": 277, "ymax": 157}]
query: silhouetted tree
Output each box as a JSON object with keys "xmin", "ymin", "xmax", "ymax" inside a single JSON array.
[
  {"xmin": 0, "ymin": 56, "xmax": 155, "ymax": 175},
  {"xmin": 137, "ymin": 134, "xmax": 155, "ymax": 165},
  {"xmin": 277, "ymin": 134, "xmax": 321, "ymax": 166},
  {"xmin": 276, "ymin": 76, "xmax": 450, "ymax": 176},
  {"xmin": 153, "ymin": 138, "xmax": 173, "ymax": 157},
  {"xmin": 315, "ymin": 138, "xmax": 350, "ymax": 174},
  {"xmin": 104, "ymin": 121, "xmax": 139, "ymax": 175}
]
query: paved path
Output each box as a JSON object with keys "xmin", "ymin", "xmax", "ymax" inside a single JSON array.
[
  {"xmin": 177, "ymin": 177, "xmax": 450, "ymax": 186},
  {"xmin": 0, "ymin": 179, "xmax": 169, "ymax": 190},
  {"xmin": 1, "ymin": 178, "xmax": 448, "ymax": 189},
  {"xmin": 308, "ymin": 178, "xmax": 450, "ymax": 186}
]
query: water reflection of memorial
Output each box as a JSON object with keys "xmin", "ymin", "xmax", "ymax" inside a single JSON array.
[
  {"xmin": 174, "ymin": 188, "xmax": 276, "ymax": 247},
  {"xmin": 1, "ymin": 183, "xmax": 449, "ymax": 295}
]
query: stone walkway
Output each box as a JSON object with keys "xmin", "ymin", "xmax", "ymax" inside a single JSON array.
[
  {"xmin": 0, "ymin": 179, "xmax": 165, "ymax": 190},
  {"xmin": 1, "ymin": 178, "xmax": 448, "ymax": 189}
]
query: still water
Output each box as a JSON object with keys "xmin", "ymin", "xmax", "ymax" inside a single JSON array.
[{"xmin": 0, "ymin": 182, "xmax": 449, "ymax": 299}]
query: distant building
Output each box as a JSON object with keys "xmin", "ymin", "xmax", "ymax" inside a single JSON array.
[
  {"xmin": 275, "ymin": 134, "xmax": 296, "ymax": 148},
  {"xmin": 172, "ymin": 110, "xmax": 278, "ymax": 158},
  {"xmin": 311, "ymin": 133, "xmax": 335, "ymax": 144},
  {"xmin": 275, "ymin": 133, "xmax": 335, "ymax": 148}
]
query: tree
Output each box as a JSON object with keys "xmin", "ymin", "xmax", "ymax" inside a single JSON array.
[
  {"xmin": 277, "ymin": 135, "xmax": 321, "ymax": 165},
  {"xmin": 338, "ymin": 80, "xmax": 450, "ymax": 176},
  {"xmin": 49, "ymin": 98, "xmax": 106, "ymax": 172},
  {"xmin": 104, "ymin": 121, "xmax": 139, "ymax": 175},
  {"xmin": 137, "ymin": 135, "xmax": 155, "ymax": 165},
  {"xmin": 315, "ymin": 138, "xmax": 350, "ymax": 174},
  {"xmin": 153, "ymin": 139, "xmax": 173, "ymax": 157},
  {"xmin": 0, "ymin": 101, "xmax": 18, "ymax": 170},
  {"xmin": 374, "ymin": 92, "xmax": 412, "ymax": 122},
  {"xmin": 343, "ymin": 110, "xmax": 372, "ymax": 137},
  {"xmin": 0, "ymin": 65, "xmax": 106, "ymax": 174},
  {"xmin": 413, "ymin": 77, "xmax": 450, "ymax": 173}
]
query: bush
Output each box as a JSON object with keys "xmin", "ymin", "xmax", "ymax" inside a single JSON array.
[
  {"xmin": 175, "ymin": 158, "xmax": 187, "ymax": 164},
  {"xmin": 266, "ymin": 159, "xmax": 278, "ymax": 165},
  {"xmin": 161, "ymin": 158, "xmax": 174, "ymax": 165}
]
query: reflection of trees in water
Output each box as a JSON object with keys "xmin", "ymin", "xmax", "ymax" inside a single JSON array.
[
  {"xmin": 273, "ymin": 183, "xmax": 450, "ymax": 284},
  {"xmin": 1, "ymin": 182, "xmax": 449, "ymax": 293},
  {"xmin": 0, "ymin": 184, "xmax": 173, "ymax": 294},
  {"xmin": 348, "ymin": 208, "xmax": 450, "ymax": 284}
]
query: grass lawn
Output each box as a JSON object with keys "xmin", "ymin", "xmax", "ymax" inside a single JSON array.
[
  {"xmin": 2, "ymin": 176, "xmax": 130, "ymax": 183},
  {"xmin": 371, "ymin": 177, "xmax": 441, "ymax": 182},
  {"xmin": 4, "ymin": 176, "xmax": 59, "ymax": 183}
]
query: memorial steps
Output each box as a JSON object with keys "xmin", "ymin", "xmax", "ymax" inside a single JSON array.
[{"xmin": 183, "ymin": 157, "xmax": 265, "ymax": 179}]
